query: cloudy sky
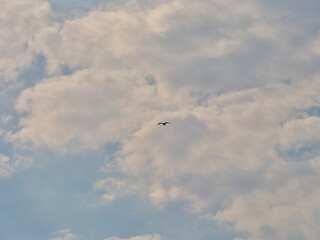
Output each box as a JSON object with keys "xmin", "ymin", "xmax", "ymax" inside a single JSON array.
[{"xmin": 1, "ymin": 0, "xmax": 320, "ymax": 239}]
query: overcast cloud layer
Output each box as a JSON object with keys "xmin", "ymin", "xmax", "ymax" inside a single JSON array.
[{"xmin": 1, "ymin": 0, "xmax": 320, "ymax": 239}]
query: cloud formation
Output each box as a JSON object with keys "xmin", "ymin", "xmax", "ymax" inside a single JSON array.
[
  {"xmin": 10, "ymin": 0, "xmax": 320, "ymax": 150},
  {"xmin": 0, "ymin": 0, "xmax": 53, "ymax": 84},
  {"xmin": 3, "ymin": 0, "xmax": 320, "ymax": 239}
]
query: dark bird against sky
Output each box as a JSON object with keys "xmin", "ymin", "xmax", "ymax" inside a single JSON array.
[{"xmin": 158, "ymin": 122, "xmax": 171, "ymax": 126}]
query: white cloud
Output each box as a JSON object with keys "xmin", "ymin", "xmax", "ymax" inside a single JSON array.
[
  {"xmin": 5, "ymin": 0, "xmax": 320, "ymax": 238},
  {"xmin": 95, "ymin": 79, "xmax": 320, "ymax": 238},
  {"xmin": 0, "ymin": 0, "xmax": 53, "ymax": 83},
  {"xmin": 105, "ymin": 79, "xmax": 319, "ymax": 205},
  {"xmin": 94, "ymin": 177, "xmax": 137, "ymax": 203},
  {"xmin": 105, "ymin": 234, "xmax": 162, "ymax": 240},
  {"xmin": 49, "ymin": 229, "xmax": 79, "ymax": 240},
  {"xmin": 31, "ymin": 0, "xmax": 288, "ymax": 91},
  {"xmin": 9, "ymin": 67, "xmax": 192, "ymax": 150},
  {"xmin": 215, "ymin": 177, "xmax": 320, "ymax": 240},
  {"xmin": 277, "ymin": 116, "xmax": 320, "ymax": 151},
  {"xmin": 10, "ymin": 0, "xmax": 306, "ymax": 150}
]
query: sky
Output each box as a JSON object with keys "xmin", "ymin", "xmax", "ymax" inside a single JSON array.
[{"xmin": 1, "ymin": 0, "xmax": 320, "ymax": 239}]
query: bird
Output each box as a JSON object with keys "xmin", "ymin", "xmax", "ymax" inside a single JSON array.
[{"xmin": 158, "ymin": 122, "xmax": 171, "ymax": 126}]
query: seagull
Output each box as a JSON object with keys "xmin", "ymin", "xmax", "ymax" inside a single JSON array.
[{"xmin": 158, "ymin": 122, "xmax": 171, "ymax": 126}]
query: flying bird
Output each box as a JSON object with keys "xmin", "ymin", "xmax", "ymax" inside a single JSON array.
[{"xmin": 158, "ymin": 122, "xmax": 171, "ymax": 126}]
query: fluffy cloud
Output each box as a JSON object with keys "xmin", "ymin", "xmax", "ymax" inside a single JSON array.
[
  {"xmin": 105, "ymin": 234, "xmax": 162, "ymax": 240},
  {"xmin": 94, "ymin": 79, "xmax": 320, "ymax": 239},
  {"xmin": 6, "ymin": 0, "xmax": 320, "ymax": 239},
  {"xmin": 0, "ymin": 0, "xmax": 53, "ymax": 84},
  {"xmin": 9, "ymin": 67, "xmax": 193, "ymax": 150},
  {"xmin": 32, "ymin": 0, "xmax": 294, "ymax": 90},
  {"xmin": 100, "ymin": 79, "xmax": 320, "ymax": 208},
  {"xmin": 12, "ymin": 0, "xmax": 316, "ymax": 150},
  {"xmin": 215, "ymin": 176, "xmax": 320, "ymax": 240}
]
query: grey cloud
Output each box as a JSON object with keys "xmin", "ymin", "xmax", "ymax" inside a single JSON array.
[{"xmin": 145, "ymin": 75, "xmax": 157, "ymax": 86}]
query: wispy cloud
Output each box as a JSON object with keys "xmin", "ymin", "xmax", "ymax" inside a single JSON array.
[
  {"xmin": 105, "ymin": 234, "xmax": 162, "ymax": 240},
  {"xmin": 0, "ymin": 153, "xmax": 33, "ymax": 178},
  {"xmin": 49, "ymin": 229, "xmax": 80, "ymax": 240}
]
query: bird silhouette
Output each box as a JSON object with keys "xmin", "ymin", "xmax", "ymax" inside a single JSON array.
[{"xmin": 158, "ymin": 122, "xmax": 171, "ymax": 126}]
